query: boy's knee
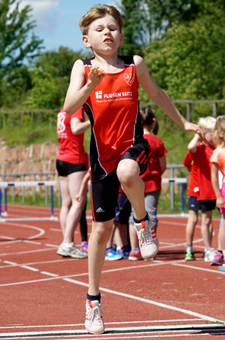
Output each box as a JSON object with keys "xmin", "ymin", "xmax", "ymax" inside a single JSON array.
[{"xmin": 117, "ymin": 162, "xmax": 139, "ymax": 186}]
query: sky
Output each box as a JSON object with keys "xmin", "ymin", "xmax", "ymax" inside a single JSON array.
[{"xmin": 19, "ymin": 0, "xmax": 119, "ymax": 53}]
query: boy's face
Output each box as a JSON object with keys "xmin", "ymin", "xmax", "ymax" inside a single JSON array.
[
  {"xmin": 203, "ymin": 129, "xmax": 215, "ymax": 147},
  {"xmin": 82, "ymin": 14, "xmax": 123, "ymax": 53}
]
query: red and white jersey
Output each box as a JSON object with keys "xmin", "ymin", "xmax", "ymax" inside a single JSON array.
[
  {"xmin": 56, "ymin": 108, "xmax": 86, "ymax": 165},
  {"xmin": 82, "ymin": 56, "xmax": 145, "ymax": 181}
]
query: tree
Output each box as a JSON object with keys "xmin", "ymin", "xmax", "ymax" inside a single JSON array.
[
  {"xmin": 0, "ymin": 0, "xmax": 43, "ymax": 107},
  {"xmin": 118, "ymin": 0, "xmax": 146, "ymax": 55},
  {"xmin": 139, "ymin": 13, "xmax": 225, "ymax": 105},
  {"xmin": 25, "ymin": 47, "xmax": 87, "ymax": 109}
]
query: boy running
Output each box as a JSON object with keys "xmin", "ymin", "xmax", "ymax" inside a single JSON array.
[{"xmin": 64, "ymin": 4, "xmax": 202, "ymax": 334}]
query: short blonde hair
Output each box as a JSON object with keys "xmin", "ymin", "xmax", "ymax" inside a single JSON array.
[
  {"xmin": 79, "ymin": 4, "xmax": 123, "ymax": 35},
  {"xmin": 198, "ymin": 116, "xmax": 216, "ymax": 131},
  {"xmin": 213, "ymin": 115, "xmax": 225, "ymax": 146}
]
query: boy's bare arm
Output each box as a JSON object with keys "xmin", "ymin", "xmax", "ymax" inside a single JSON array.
[
  {"xmin": 134, "ymin": 55, "xmax": 202, "ymax": 136},
  {"xmin": 64, "ymin": 59, "xmax": 105, "ymax": 115}
]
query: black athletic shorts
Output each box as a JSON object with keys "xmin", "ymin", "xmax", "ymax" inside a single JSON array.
[
  {"xmin": 188, "ymin": 196, "xmax": 216, "ymax": 212},
  {"xmin": 56, "ymin": 159, "xmax": 86, "ymax": 177},
  {"xmin": 91, "ymin": 142, "xmax": 150, "ymax": 222}
]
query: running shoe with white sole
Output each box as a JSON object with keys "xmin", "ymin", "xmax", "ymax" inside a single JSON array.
[
  {"xmin": 134, "ymin": 215, "xmax": 159, "ymax": 260},
  {"xmin": 57, "ymin": 242, "xmax": 88, "ymax": 259},
  {"xmin": 85, "ymin": 300, "xmax": 105, "ymax": 334},
  {"xmin": 128, "ymin": 249, "xmax": 142, "ymax": 261},
  {"xmin": 204, "ymin": 248, "xmax": 216, "ymax": 262},
  {"xmin": 105, "ymin": 248, "xmax": 123, "ymax": 261}
]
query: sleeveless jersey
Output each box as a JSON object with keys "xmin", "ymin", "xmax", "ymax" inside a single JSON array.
[
  {"xmin": 56, "ymin": 108, "xmax": 86, "ymax": 164},
  {"xmin": 82, "ymin": 56, "xmax": 144, "ymax": 181}
]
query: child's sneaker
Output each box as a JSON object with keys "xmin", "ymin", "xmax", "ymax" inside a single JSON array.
[
  {"xmin": 204, "ymin": 248, "xmax": 216, "ymax": 262},
  {"xmin": 134, "ymin": 215, "xmax": 159, "ymax": 260},
  {"xmin": 185, "ymin": 251, "xmax": 196, "ymax": 261},
  {"xmin": 129, "ymin": 249, "xmax": 142, "ymax": 261},
  {"xmin": 210, "ymin": 251, "xmax": 224, "ymax": 266},
  {"xmin": 105, "ymin": 248, "xmax": 123, "ymax": 261},
  {"xmin": 118, "ymin": 246, "xmax": 130, "ymax": 259},
  {"xmin": 82, "ymin": 241, "xmax": 88, "ymax": 252},
  {"xmin": 57, "ymin": 242, "xmax": 88, "ymax": 259},
  {"xmin": 85, "ymin": 300, "xmax": 105, "ymax": 334}
]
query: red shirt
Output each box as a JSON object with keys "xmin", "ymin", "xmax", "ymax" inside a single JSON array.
[
  {"xmin": 141, "ymin": 133, "xmax": 168, "ymax": 193},
  {"xmin": 193, "ymin": 144, "xmax": 216, "ymax": 201},
  {"xmin": 82, "ymin": 56, "xmax": 145, "ymax": 181},
  {"xmin": 183, "ymin": 151, "xmax": 198, "ymax": 197},
  {"xmin": 56, "ymin": 108, "xmax": 86, "ymax": 165}
]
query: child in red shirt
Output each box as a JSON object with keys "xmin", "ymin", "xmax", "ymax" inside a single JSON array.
[{"xmin": 188, "ymin": 116, "xmax": 216, "ymax": 262}]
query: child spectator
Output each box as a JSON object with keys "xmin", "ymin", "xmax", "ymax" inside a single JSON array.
[
  {"xmin": 183, "ymin": 150, "xmax": 213, "ymax": 260},
  {"xmin": 210, "ymin": 116, "xmax": 225, "ymax": 265},
  {"xmin": 64, "ymin": 4, "xmax": 201, "ymax": 334},
  {"xmin": 188, "ymin": 116, "xmax": 216, "ymax": 262},
  {"xmin": 129, "ymin": 107, "xmax": 168, "ymax": 260},
  {"xmin": 56, "ymin": 108, "xmax": 90, "ymax": 259}
]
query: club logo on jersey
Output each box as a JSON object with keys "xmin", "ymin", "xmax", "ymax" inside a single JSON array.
[
  {"xmin": 95, "ymin": 91, "xmax": 102, "ymax": 99},
  {"xmin": 57, "ymin": 113, "xmax": 66, "ymax": 133},
  {"xmin": 124, "ymin": 73, "xmax": 133, "ymax": 86}
]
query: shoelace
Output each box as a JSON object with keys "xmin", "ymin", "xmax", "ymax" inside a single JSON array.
[
  {"xmin": 138, "ymin": 227, "xmax": 152, "ymax": 246},
  {"xmin": 87, "ymin": 305, "xmax": 103, "ymax": 323}
]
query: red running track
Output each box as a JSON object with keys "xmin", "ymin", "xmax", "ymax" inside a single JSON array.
[{"xmin": 0, "ymin": 204, "xmax": 224, "ymax": 340}]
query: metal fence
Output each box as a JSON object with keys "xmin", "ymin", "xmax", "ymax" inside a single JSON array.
[{"xmin": 0, "ymin": 164, "xmax": 187, "ymax": 210}]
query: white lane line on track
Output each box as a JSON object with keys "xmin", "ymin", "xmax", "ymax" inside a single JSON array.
[
  {"xmin": 64, "ymin": 279, "xmax": 223, "ymax": 323},
  {"xmin": 40, "ymin": 271, "xmax": 59, "ymax": 277},
  {"xmin": 172, "ymin": 262, "xmax": 225, "ymax": 274},
  {"xmin": 3, "ymin": 260, "xmax": 39, "ymax": 272},
  {"xmin": 0, "ymin": 319, "xmax": 201, "ymax": 329},
  {"xmin": 20, "ymin": 265, "xmax": 39, "ymax": 272},
  {"xmin": 0, "ymin": 247, "xmax": 57, "ymax": 256},
  {"xmin": 1, "ymin": 221, "xmax": 45, "ymax": 239},
  {"xmin": 45, "ymin": 243, "xmax": 58, "ymax": 248},
  {"xmin": 0, "ymin": 324, "xmax": 224, "ymax": 339},
  {"xmin": 23, "ymin": 240, "xmax": 41, "ymax": 245}
]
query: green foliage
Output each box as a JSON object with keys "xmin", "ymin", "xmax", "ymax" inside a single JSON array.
[
  {"xmin": 24, "ymin": 48, "xmax": 88, "ymax": 110},
  {"xmin": 118, "ymin": 0, "xmax": 146, "ymax": 55},
  {"xmin": 0, "ymin": 0, "xmax": 43, "ymax": 107},
  {"xmin": 139, "ymin": 12, "xmax": 225, "ymax": 105}
]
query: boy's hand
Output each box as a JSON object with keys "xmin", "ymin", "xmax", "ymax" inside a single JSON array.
[
  {"xmin": 184, "ymin": 121, "xmax": 203, "ymax": 137},
  {"xmin": 87, "ymin": 67, "xmax": 105, "ymax": 89}
]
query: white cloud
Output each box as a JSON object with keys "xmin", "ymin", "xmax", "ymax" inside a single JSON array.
[{"xmin": 18, "ymin": 0, "xmax": 62, "ymax": 32}]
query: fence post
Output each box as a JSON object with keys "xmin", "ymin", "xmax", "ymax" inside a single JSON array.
[
  {"xmin": 186, "ymin": 103, "xmax": 191, "ymax": 121},
  {"xmin": 170, "ymin": 167, "xmax": 174, "ymax": 210},
  {"xmin": 213, "ymin": 102, "xmax": 217, "ymax": 117}
]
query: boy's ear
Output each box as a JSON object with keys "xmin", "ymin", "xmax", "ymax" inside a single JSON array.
[
  {"xmin": 82, "ymin": 35, "xmax": 91, "ymax": 48},
  {"xmin": 119, "ymin": 33, "xmax": 124, "ymax": 45}
]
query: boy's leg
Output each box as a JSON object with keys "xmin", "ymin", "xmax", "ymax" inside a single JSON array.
[
  {"xmin": 117, "ymin": 150, "xmax": 159, "ymax": 259},
  {"xmin": 85, "ymin": 170, "xmax": 119, "ymax": 334},
  {"xmin": 88, "ymin": 219, "xmax": 114, "ymax": 295},
  {"xmin": 85, "ymin": 219, "xmax": 113, "ymax": 334}
]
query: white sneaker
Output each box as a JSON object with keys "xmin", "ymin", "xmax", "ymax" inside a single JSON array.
[
  {"xmin": 204, "ymin": 248, "xmax": 216, "ymax": 262},
  {"xmin": 134, "ymin": 215, "xmax": 159, "ymax": 260},
  {"xmin": 57, "ymin": 243, "xmax": 88, "ymax": 259},
  {"xmin": 85, "ymin": 300, "xmax": 105, "ymax": 334}
]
